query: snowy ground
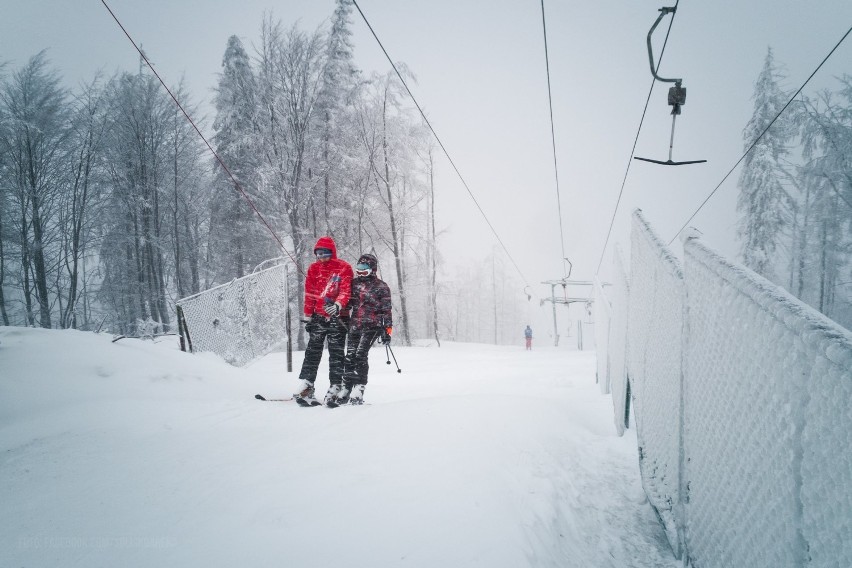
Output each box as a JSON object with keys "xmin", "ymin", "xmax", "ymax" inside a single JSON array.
[{"xmin": 0, "ymin": 327, "xmax": 678, "ymax": 567}]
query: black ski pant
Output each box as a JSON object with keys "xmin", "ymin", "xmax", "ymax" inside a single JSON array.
[
  {"xmin": 343, "ymin": 329, "xmax": 380, "ymax": 386},
  {"xmin": 299, "ymin": 317, "xmax": 347, "ymax": 386}
]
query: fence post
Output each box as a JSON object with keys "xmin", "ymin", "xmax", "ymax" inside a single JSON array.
[
  {"xmin": 285, "ymin": 265, "xmax": 292, "ymax": 373},
  {"xmin": 176, "ymin": 305, "xmax": 193, "ymax": 353}
]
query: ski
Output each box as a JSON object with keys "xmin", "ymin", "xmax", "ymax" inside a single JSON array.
[
  {"xmin": 254, "ymin": 394, "xmax": 294, "ymax": 402},
  {"xmin": 326, "ymin": 401, "xmax": 371, "ymax": 408},
  {"xmin": 254, "ymin": 393, "xmax": 368, "ymax": 406},
  {"xmin": 295, "ymin": 396, "xmax": 322, "ymax": 407}
]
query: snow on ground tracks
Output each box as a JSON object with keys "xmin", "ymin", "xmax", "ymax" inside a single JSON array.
[{"xmin": 0, "ymin": 327, "xmax": 678, "ymax": 567}]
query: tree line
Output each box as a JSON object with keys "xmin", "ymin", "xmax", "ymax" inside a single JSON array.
[
  {"xmin": 0, "ymin": 0, "xmax": 528, "ymax": 347},
  {"xmin": 737, "ymin": 48, "xmax": 852, "ymax": 330},
  {"xmin": 0, "ymin": 48, "xmax": 210, "ymax": 335}
]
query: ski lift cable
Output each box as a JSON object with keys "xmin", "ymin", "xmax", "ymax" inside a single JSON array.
[
  {"xmin": 667, "ymin": 22, "xmax": 852, "ymax": 246},
  {"xmin": 99, "ymin": 0, "xmax": 304, "ymax": 275},
  {"xmin": 351, "ymin": 0, "xmax": 531, "ymax": 288},
  {"xmin": 540, "ymin": 0, "xmax": 569, "ymax": 278},
  {"xmin": 594, "ymin": 0, "xmax": 680, "ymax": 276}
]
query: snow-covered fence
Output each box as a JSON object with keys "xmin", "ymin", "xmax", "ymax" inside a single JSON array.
[
  {"xmin": 593, "ymin": 276, "xmax": 611, "ymax": 394},
  {"xmin": 594, "ymin": 210, "xmax": 852, "ymax": 567},
  {"xmin": 626, "ymin": 211, "xmax": 686, "ymax": 558},
  {"xmin": 683, "ymin": 236, "xmax": 852, "ymax": 567},
  {"xmin": 176, "ymin": 262, "xmax": 291, "ymax": 367},
  {"xmin": 594, "ymin": 246, "xmax": 631, "ymax": 436}
]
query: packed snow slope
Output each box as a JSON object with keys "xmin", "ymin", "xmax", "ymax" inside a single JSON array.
[{"xmin": 0, "ymin": 327, "xmax": 678, "ymax": 568}]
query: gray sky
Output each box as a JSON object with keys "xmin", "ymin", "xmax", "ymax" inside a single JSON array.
[{"xmin": 2, "ymin": 0, "xmax": 851, "ymax": 332}]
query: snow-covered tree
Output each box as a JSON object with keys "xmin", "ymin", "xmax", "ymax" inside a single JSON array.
[
  {"xmin": 421, "ymin": 143, "xmax": 441, "ymax": 345},
  {"xmin": 97, "ymin": 69, "xmax": 212, "ymax": 333},
  {"xmin": 354, "ymin": 69, "xmax": 437, "ymax": 345},
  {"xmin": 796, "ymin": 83, "xmax": 852, "ymax": 324},
  {"xmin": 736, "ymin": 50, "xmax": 852, "ymax": 330},
  {"xmin": 315, "ymin": 0, "xmax": 360, "ymax": 236},
  {"xmin": 98, "ymin": 70, "xmax": 176, "ymax": 332},
  {"xmin": 254, "ymin": 17, "xmax": 328, "ymax": 347},
  {"xmin": 164, "ymin": 81, "xmax": 209, "ymax": 299},
  {"xmin": 736, "ymin": 48, "xmax": 795, "ymax": 281},
  {"xmin": 0, "ymin": 61, "xmax": 10, "ymax": 325},
  {"xmin": 210, "ymin": 35, "xmax": 270, "ymax": 282},
  {"xmin": 0, "ymin": 51, "xmax": 69, "ymax": 328},
  {"xmin": 58, "ymin": 75, "xmax": 108, "ymax": 329}
]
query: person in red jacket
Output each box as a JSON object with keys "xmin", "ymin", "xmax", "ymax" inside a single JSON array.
[
  {"xmin": 336, "ymin": 253, "xmax": 392, "ymax": 406},
  {"xmin": 294, "ymin": 236, "xmax": 353, "ymax": 407}
]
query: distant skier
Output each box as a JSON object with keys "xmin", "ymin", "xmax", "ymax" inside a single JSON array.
[
  {"xmin": 524, "ymin": 325, "xmax": 533, "ymax": 350},
  {"xmin": 294, "ymin": 236, "xmax": 353, "ymax": 406},
  {"xmin": 334, "ymin": 254, "xmax": 393, "ymax": 406}
]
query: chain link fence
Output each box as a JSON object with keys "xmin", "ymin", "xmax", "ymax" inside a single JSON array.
[
  {"xmin": 176, "ymin": 261, "xmax": 291, "ymax": 367},
  {"xmin": 594, "ymin": 210, "xmax": 852, "ymax": 567}
]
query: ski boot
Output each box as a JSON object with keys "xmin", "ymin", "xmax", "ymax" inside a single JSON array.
[
  {"xmin": 323, "ymin": 384, "xmax": 342, "ymax": 407},
  {"xmin": 334, "ymin": 383, "xmax": 351, "ymax": 406},
  {"xmin": 349, "ymin": 384, "xmax": 366, "ymax": 405},
  {"xmin": 294, "ymin": 380, "xmax": 320, "ymax": 407}
]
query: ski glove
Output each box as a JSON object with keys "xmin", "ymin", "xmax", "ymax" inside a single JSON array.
[
  {"xmin": 324, "ymin": 301, "xmax": 342, "ymax": 317},
  {"xmin": 382, "ymin": 326, "xmax": 392, "ymax": 344},
  {"xmin": 305, "ymin": 313, "xmax": 322, "ymax": 334}
]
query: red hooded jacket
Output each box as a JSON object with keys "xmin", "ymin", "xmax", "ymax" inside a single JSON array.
[{"xmin": 303, "ymin": 236, "xmax": 353, "ymax": 318}]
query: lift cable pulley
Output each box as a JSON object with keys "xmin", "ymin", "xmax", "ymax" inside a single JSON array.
[{"xmin": 634, "ymin": 6, "xmax": 707, "ymax": 166}]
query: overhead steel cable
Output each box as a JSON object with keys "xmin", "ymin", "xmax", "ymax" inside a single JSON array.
[
  {"xmin": 540, "ymin": 0, "xmax": 568, "ymax": 278},
  {"xmin": 351, "ymin": 0, "xmax": 531, "ymax": 288},
  {"xmin": 668, "ymin": 22, "xmax": 852, "ymax": 245},
  {"xmin": 99, "ymin": 0, "xmax": 303, "ymax": 274},
  {"xmin": 595, "ymin": 0, "xmax": 679, "ymax": 275}
]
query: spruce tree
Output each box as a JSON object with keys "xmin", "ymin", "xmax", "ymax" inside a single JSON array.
[
  {"xmin": 797, "ymin": 85, "xmax": 852, "ymax": 325},
  {"xmin": 211, "ymin": 35, "xmax": 268, "ymax": 281},
  {"xmin": 316, "ymin": 0, "xmax": 360, "ymax": 237},
  {"xmin": 736, "ymin": 48, "xmax": 794, "ymax": 281}
]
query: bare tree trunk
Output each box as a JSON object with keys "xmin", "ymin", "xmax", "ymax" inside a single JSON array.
[
  {"xmin": 400, "ymin": 176, "xmax": 408, "ymax": 289},
  {"xmin": 322, "ymin": 113, "xmax": 332, "ymax": 232},
  {"xmin": 428, "ymin": 150, "xmax": 440, "ymax": 346},
  {"xmin": 796, "ymin": 183, "xmax": 812, "ymax": 299},
  {"xmin": 492, "ymin": 255, "xmax": 498, "ymax": 345},
  {"xmin": 81, "ymin": 253, "xmax": 90, "ymax": 329},
  {"xmin": 64, "ymin": 127, "xmax": 95, "ymax": 329},
  {"xmin": 204, "ymin": 220, "xmax": 213, "ymax": 290},
  {"xmin": 0, "ymin": 207, "xmax": 9, "ymax": 325},
  {"xmin": 26, "ymin": 150, "xmax": 52, "ymax": 328},
  {"xmin": 822, "ymin": 196, "xmax": 839, "ymax": 318},
  {"xmin": 356, "ymin": 169, "xmax": 370, "ymax": 253},
  {"xmin": 19, "ymin": 196, "xmax": 35, "ymax": 326},
  {"xmin": 818, "ymin": 221, "xmax": 827, "ymax": 313},
  {"xmin": 189, "ymin": 208, "xmax": 201, "ymax": 294},
  {"xmin": 286, "ymin": 152, "xmax": 309, "ymax": 349},
  {"xmin": 152, "ymin": 173, "xmax": 170, "ymax": 327},
  {"xmin": 173, "ymin": 112, "xmax": 185, "ymax": 299},
  {"xmin": 380, "ymin": 95, "xmax": 410, "ymax": 345},
  {"xmin": 65, "ymin": 170, "xmax": 84, "ymax": 328},
  {"xmin": 131, "ymin": 210, "xmax": 148, "ymax": 322}
]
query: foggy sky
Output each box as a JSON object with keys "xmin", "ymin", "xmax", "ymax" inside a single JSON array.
[{"xmin": 2, "ymin": 0, "xmax": 851, "ymax": 337}]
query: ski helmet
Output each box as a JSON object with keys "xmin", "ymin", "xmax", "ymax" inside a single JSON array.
[{"xmin": 356, "ymin": 253, "xmax": 378, "ymax": 276}]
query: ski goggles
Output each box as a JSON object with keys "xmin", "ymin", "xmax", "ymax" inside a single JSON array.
[
  {"xmin": 314, "ymin": 248, "xmax": 332, "ymax": 259},
  {"xmin": 355, "ymin": 263, "xmax": 372, "ymax": 276}
]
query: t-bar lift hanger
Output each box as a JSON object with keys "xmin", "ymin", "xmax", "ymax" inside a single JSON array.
[{"xmin": 634, "ymin": 5, "xmax": 707, "ymax": 166}]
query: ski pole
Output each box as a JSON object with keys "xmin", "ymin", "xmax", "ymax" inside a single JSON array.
[{"xmin": 386, "ymin": 343, "xmax": 402, "ymax": 373}]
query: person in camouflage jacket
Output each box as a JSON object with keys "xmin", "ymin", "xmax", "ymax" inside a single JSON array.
[{"xmin": 337, "ymin": 253, "xmax": 392, "ymax": 405}]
